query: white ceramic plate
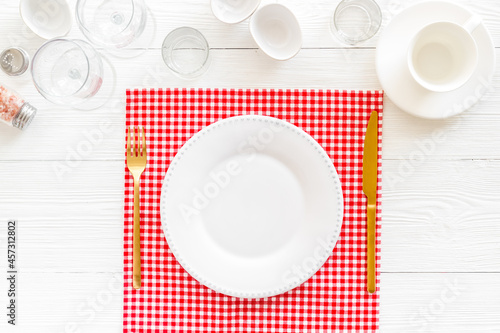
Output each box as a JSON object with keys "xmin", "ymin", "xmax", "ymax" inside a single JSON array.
[
  {"xmin": 376, "ymin": 1, "xmax": 495, "ymax": 119},
  {"xmin": 160, "ymin": 115, "xmax": 343, "ymax": 298}
]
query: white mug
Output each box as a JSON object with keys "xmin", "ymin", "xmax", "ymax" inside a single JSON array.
[{"xmin": 407, "ymin": 16, "xmax": 482, "ymax": 92}]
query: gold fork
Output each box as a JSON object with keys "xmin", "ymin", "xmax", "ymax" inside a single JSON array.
[{"xmin": 126, "ymin": 126, "xmax": 147, "ymax": 289}]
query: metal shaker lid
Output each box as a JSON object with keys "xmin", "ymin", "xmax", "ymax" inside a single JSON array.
[{"xmin": 1, "ymin": 47, "xmax": 30, "ymax": 76}]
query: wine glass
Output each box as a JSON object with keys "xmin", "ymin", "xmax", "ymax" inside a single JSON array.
[
  {"xmin": 31, "ymin": 38, "xmax": 114, "ymax": 109},
  {"xmin": 75, "ymin": 0, "xmax": 156, "ymax": 57}
]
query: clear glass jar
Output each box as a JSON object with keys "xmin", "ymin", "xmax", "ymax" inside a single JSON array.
[{"xmin": 0, "ymin": 84, "xmax": 37, "ymax": 130}]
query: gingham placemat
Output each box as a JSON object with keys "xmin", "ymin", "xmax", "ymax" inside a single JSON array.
[{"xmin": 124, "ymin": 88, "xmax": 384, "ymax": 332}]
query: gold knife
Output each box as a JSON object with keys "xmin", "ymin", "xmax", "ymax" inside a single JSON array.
[{"xmin": 362, "ymin": 111, "xmax": 378, "ymax": 294}]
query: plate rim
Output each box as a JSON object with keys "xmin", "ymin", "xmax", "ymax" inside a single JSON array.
[{"xmin": 160, "ymin": 115, "xmax": 344, "ymax": 298}]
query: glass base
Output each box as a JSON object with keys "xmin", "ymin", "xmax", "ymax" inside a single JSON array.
[
  {"xmin": 72, "ymin": 55, "xmax": 116, "ymax": 111},
  {"xmin": 103, "ymin": 7, "xmax": 157, "ymax": 59}
]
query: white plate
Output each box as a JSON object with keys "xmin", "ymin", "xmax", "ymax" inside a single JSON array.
[
  {"xmin": 376, "ymin": 1, "xmax": 495, "ymax": 119},
  {"xmin": 160, "ymin": 115, "xmax": 343, "ymax": 298}
]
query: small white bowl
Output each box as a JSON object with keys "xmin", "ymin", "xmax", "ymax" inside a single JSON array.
[
  {"xmin": 249, "ymin": 4, "xmax": 302, "ymax": 60},
  {"xmin": 211, "ymin": 0, "xmax": 261, "ymax": 24},
  {"xmin": 20, "ymin": 0, "xmax": 72, "ymax": 39}
]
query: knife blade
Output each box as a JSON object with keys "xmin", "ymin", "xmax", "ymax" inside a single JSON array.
[{"xmin": 362, "ymin": 111, "xmax": 378, "ymax": 294}]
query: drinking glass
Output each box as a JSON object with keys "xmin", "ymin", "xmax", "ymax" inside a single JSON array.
[
  {"xmin": 31, "ymin": 38, "xmax": 110, "ymax": 109},
  {"xmin": 76, "ymin": 0, "xmax": 155, "ymax": 57},
  {"xmin": 162, "ymin": 27, "xmax": 211, "ymax": 79},
  {"xmin": 331, "ymin": 0, "xmax": 382, "ymax": 45}
]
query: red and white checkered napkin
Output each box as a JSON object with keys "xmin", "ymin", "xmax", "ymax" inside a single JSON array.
[{"xmin": 124, "ymin": 88, "xmax": 384, "ymax": 332}]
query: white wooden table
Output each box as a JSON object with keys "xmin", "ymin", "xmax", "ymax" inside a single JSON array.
[{"xmin": 1, "ymin": 0, "xmax": 499, "ymax": 332}]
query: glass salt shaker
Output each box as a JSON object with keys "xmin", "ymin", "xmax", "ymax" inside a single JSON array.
[
  {"xmin": 1, "ymin": 47, "xmax": 30, "ymax": 76},
  {"xmin": 0, "ymin": 84, "xmax": 37, "ymax": 130}
]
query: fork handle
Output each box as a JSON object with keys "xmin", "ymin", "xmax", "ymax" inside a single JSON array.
[{"xmin": 132, "ymin": 178, "xmax": 142, "ymax": 289}]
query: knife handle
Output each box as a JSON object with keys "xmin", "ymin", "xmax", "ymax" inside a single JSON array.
[{"xmin": 367, "ymin": 197, "xmax": 376, "ymax": 294}]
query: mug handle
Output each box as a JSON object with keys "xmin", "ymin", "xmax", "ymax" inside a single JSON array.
[{"xmin": 463, "ymin": 15, "xmax": 482, "ymax": 33}]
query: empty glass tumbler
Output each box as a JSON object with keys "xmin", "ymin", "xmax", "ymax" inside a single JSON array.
[
  {"xmin": 331, "ymin": 0, "xmax": 382, "ymax": 45},
  {"xmin": 162, "ymin": 27, "xmax": 211, "ymax": 79}
]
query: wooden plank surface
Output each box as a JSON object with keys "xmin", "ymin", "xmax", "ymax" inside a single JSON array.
[
  {"xmin": 2, "ymin": 159, "xmax": 500, "ymax": 273},
  {"xmin": 1, "ymin": 0, "xmax": 500, "ymax": 49},
  {"xmin": 0, "ymin": 272, "xmax": 499, "ymax": 332},
  {"xmin": 1, "ymin": 0, "xmax": 499, "ymax": 331},
  {"xmin": 1, "ymin": 48, "xmax": 500, "ymax": 161},
  {"xmin": 380, "ymin": 273, "xmax": 500, "ymax": 332}
]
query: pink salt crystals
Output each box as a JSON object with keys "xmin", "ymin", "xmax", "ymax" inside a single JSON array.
[
  {"xmin": 0, "ymin": 85, "xmax": 25, "ymax": 124},
  {"xmin": 0, "ymin": 84, "xmax": 37, "ymax": 130}
]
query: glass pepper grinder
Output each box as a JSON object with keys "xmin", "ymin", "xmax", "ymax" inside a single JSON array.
[{"xmin": 0, "ymin": 84, "xmax": 37, "ymax": 130}]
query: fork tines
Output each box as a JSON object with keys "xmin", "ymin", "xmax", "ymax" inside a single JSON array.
[{"xmin": 127, "ymin": 126, "xmax": 147, "ymax": 157}]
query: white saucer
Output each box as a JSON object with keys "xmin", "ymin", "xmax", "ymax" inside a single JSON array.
[
  {"xmin": 376, "ymin": 1, "xmax": 495, "ymax": 119},
  {"xmin": 160, "ymin": 115, "xmax": 343, "ymax": 298}
]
